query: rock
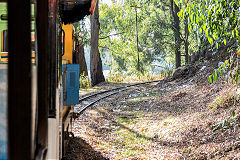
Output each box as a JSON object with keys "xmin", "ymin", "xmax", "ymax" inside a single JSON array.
[
  {"xmin": 152, "ymin": 134, "xmax": 159, "ymax": 139},
  {"xmin": 218, "ymin": 61, "xmax": 224, "ymax": 67},
  {"xmin": 200, "ymin": 66, "xmax": 207, "ymax": 71},
  {"xmin": 172, "ymin": 64, "xmax": 200, "ymax": 80}
]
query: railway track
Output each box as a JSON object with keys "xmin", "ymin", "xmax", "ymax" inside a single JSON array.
[{"xmin": 74, "ymin": 80, "xmax": 161, "ymax": 115}]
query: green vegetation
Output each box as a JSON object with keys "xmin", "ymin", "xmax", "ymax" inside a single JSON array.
[
  {"xmin": 176, "ymin": 0, "xmax": 240, "ymax": 85},
  {"xmin": 79, "ymin": 73, "xmax": 91, "ymax": 88},
  {"xmin": 208, "ymin": 94, "xmax": 234, "ymax": 111},
  {"xmin": 106, "ymin": 72, "xmax": 164, "ymax": 83},
  {"xmin": 176, "ymin": 0, "xmax": 240, "ymax": 49},
  {"xmin": 75, "ymin": 1, "xmax": 240, "ymax": 156},
  {"xmin": 212, "ymin": 108, "xmax": 239, "ymax": 132},
  {"xmin": 99, "ymin": 0, "xmax": 178, "ymax": 74},
  {"xmin": 98, "ymin": 0, "xmax": 240, "ymax": 76},
  {"xmin": 75, "ymin": 0, "xmax": 240, "ymax": 85}
]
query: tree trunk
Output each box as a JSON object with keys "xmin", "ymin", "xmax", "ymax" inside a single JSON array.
[
  {"xmin": 77, "ymin": 42, "xmax": 88, "ymax": 76},
  {"xmin": 90, "ymin": 0, "xmax": 105, "ymax": 86},
  {"xmin": 184, "ymin": 10, "xmax": 189, "ymax": 64},
  {"xmin": 170, "ymin": 0, "xmax": 181, "ymax": 68}
]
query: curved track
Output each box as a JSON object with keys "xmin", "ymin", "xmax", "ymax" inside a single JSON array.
[{"xmin": 74, "ymin": 80, "xmax": 161, "ymax": 115}]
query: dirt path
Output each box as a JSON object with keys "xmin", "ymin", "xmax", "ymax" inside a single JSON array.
[{"xmin": 65, "ymin": 64, "xmax": 240, "ymax": 160}]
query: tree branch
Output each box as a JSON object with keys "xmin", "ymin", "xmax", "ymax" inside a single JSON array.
[
  {"xmin": 162, "ymin": 41, "xmax": 175, "ymax": 46},
  {"xmin": 99, "ymin": 32, "xmax": 126, "ymax": 40},
  {"xmin": 158, "ymin": 19, "xmax": 185, "ymax": 42},
  {"xmin": 99, "ymin": 45, "xmax": 119, "ymax": 54},
  {"xmin": 152, "ymin": 64, "xmax": 168, "ymax": 70}
]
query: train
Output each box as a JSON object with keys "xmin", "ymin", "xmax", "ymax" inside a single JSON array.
[{"xmin": 0, "ymin": 0, "xmax": 96, "ymax": 159}]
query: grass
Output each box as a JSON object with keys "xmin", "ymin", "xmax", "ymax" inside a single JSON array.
[
  {"xmin": 117, "ymin": 117, "xmax": 132, "ymax": 123},
  {"xmin": 126, "ymin": 97, "xmax": 149, "ymax": 105},
  {"xmin": 93, "ymin": 111, "xmax": 151, "ymax": 159},
  {"xmin": 113, "ymin": 128, "xmax": 151, "ymax": 158},
  {"xmin": 208, "ymin": 89, "xmax": 235, "ymax": 111},
  {"xmin": 77, "ymin": 82, "xmax": 205, "ymax": 159},
  {"xmin": 106, "ymin": 72, "xmax": 164, "ymax": 83},
  {"xmin": 79, "ymin": 72, "xmax": 166, "ymax": 98},
  {"xmin": 117, "ymin": 113, "xmax": 140, "ymax": 123},
  {"xmin": 79, "ymin": 82, "xmax": 125, "ymax": 96},
  {"xmin": 78, "ymin": 76, "xmax": 191, "ymax": 159},
  {"xmin": 98, "ymin": 111, "xmax": 187, "ymax": 159},
  {"xmin": 148, "ymin": 89, "xmax": 165, "ymax": 97}
]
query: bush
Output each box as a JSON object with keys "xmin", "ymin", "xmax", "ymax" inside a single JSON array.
[
  {"xmin": 106, "ymin": 72, "xmax": 164, "ymax": 83},
  {"xmin": 79, "ymin": 73, "xmax": 90, "ymax": 88}
]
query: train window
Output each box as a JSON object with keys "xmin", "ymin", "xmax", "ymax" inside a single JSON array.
[
  {"xmin": 61, "ymin": 29, "xmax": 65, "ymax": 56},
  {"xmin": 0, "ymin": 31, "xmax": 35, "ymax": 63},
  {"xmin": 0, "ymin": 30, "xmax": 35, "ymax": 53},
  {"xmin": 0, "ymin": 2, "xmax": 7, "ymax": 160},
  {"xmin": 1, "ymin": 30, "xmax": 7, "ymax": 52}
]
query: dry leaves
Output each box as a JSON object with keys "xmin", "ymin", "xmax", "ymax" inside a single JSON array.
[{"xmin": 65, "ymin": 63, "xmax": 240, "ymax": 160}]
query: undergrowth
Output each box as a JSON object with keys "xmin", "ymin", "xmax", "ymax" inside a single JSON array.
[
  {"xmin": 79, "ymin": 73, "xmax": 91, "ymax": 88},
  {"xmin": 212, "ymin": 109, "xmax": 240, "ymax": 132},
  {"xmin": 208, "ymin": 93, "xmax": 235, "ymax": 111},
  {"xmin": 106, "ymin": 72, "xmax": 164, "ymax": 83}
]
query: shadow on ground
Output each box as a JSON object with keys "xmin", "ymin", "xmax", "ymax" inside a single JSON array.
[
  {"xmin": 95, "ymin": 108, "xmax": 189, "ymax": 147},
  {"xmin": 63, "ymin": 137, "xmax": 106, "ymax": 160}
]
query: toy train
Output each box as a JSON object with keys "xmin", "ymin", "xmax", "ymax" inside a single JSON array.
[{"xmin": 0, "ymin": 0, "xmax": 97, "ymax": 159}]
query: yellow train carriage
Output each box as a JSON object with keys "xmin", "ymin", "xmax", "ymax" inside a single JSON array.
[
  {"xmin": 62, "ymin": 24, "xmax": 74, "ymax": 64},
  {"xmin": 0, "ymin": 30, "xmax": 36, "ymax": 63}
]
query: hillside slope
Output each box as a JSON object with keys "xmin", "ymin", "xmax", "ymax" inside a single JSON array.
[{"xmin": 64, "ymin": 61, "xmax": 240, "ymax": 160}]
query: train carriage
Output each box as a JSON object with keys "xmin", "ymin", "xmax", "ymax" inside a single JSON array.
[{"xmin": 0, "ymin": 0, "xmax": 97, "ymax": 159}]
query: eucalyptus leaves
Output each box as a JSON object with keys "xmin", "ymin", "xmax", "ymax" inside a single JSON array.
[
  {"xmin": 175, "ymin": 0, "xmax": 240, "ymax": 48},
  {"xmin": 208, "ymin": 51, "xmax": 240, "ymax": 84}
]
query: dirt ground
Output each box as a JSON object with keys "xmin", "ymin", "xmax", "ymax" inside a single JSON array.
[{"xmin": 64, "ymin": 62, "xmax": 240, "ymax": 160}]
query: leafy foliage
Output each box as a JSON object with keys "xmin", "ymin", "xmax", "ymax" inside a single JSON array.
[
  {"xmin": 74, "ymin": 19, "xmax": 90, "ymax": 44},
  {"xmin": 106, "ymin": 72, "xmax": 164, "ymax": 83},
  {"xmin": 176, "ymin": 0, "xmax": 240, "ymax": 48},
  {"xmin": 208, "ymin": 51, "xmax": 239, "ymax": 84},
  {"xmin": 212, "ymin": 109, "xmax": 239, "ymax": 132},
  {"xmin": 79, "ymin": 73, "xmax": 91, "ymax": 88},
  {"xmin": 99, "ymin": 0, "xmax": 178, "ymax": 74}
]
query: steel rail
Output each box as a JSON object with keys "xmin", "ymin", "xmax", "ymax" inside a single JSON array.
[
  {"xmin": 79, "ymin": 86, "xmax": 126, "ymax": 102},
  {"xmin": 77, "ymin": 88, "xmax": 127, "ymax": 114},
  {"xmin": 76, "ymin": 79, "xmax": 162, "ymax": 115},
  {"xmin": 78, "ymin": 79, "xmax": 161, "ymax": 102}
]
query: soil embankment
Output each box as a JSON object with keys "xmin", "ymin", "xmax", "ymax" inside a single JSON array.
[{"xmin": 64, "ymin": 62, "xmax": 240, "ymax": 159}]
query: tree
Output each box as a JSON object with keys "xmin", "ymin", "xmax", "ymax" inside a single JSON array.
[
  {"xmin": 90, "ymin": 0, "xmax": 105, "ymax": 86},
  {"xmin": 99, "ymin": 0, "xmax": 174, "ymax": 74},
  {"xmin": 73, "ymin": 22, "xmax": 88, "ymax": 76},
  {"xmin": 77, "ymin": 41, "xmax": 88, "ymax": 76},
  {"xmin": 169, "ymin": 0, "xmax": 181, "ymax": 68},
  {"xmin": 177, "ymin": 0, "xmax": 240, "ymax": 54},
  {"xmin": 184, "ymin": 2, "xmax": 189, "ymax": 64}
]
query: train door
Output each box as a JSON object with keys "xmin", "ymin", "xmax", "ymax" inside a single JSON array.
[{"xmin": 62, "ymin": 64, "xmax": 80, "ymax": 106}]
